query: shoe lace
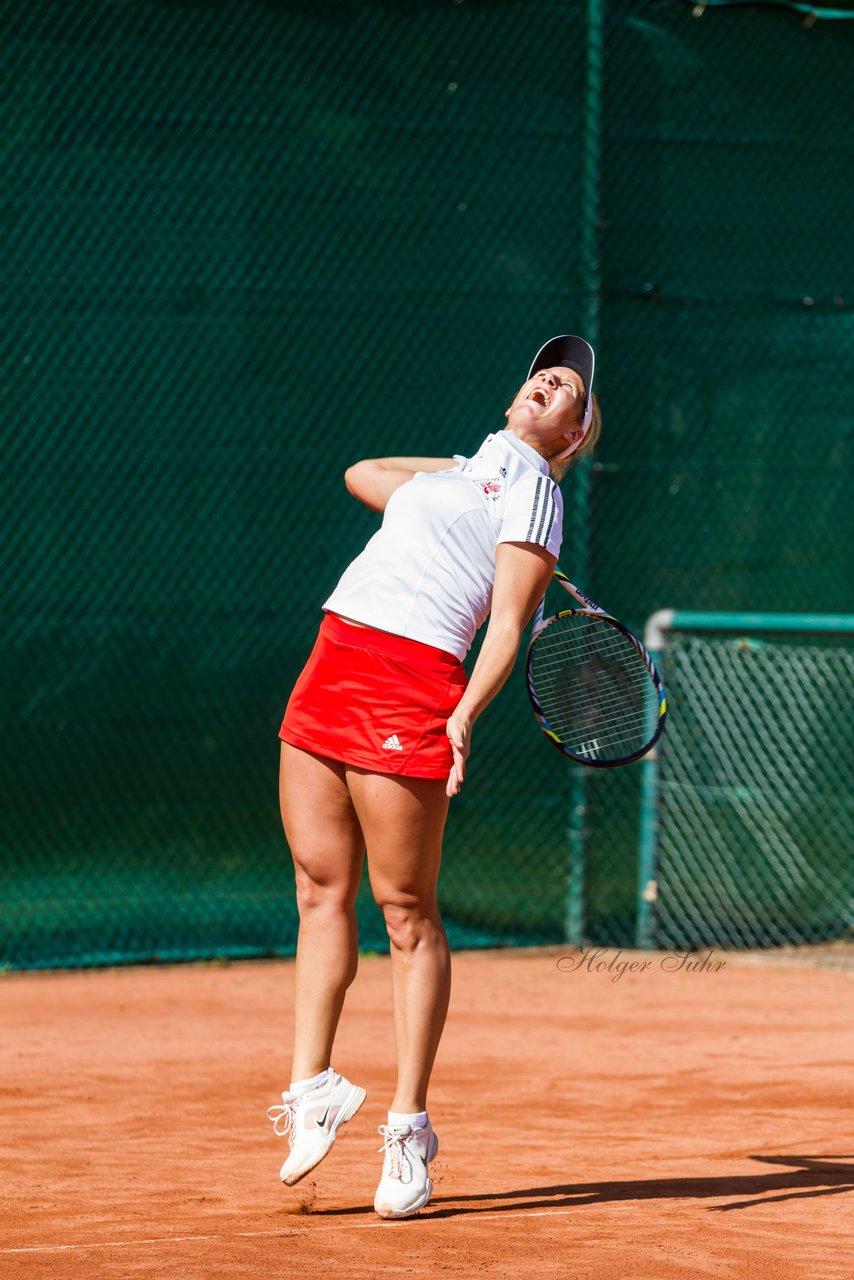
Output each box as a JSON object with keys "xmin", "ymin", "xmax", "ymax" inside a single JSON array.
[
  {"xmin": 377, "ymin": 1124, "xmax": 417, "ymax": 1181},
  {"xmin": 267, "ymin": 1096, "xmax": 297, "ymax": 1145}
]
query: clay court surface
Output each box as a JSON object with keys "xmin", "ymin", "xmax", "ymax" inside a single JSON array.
[{"xmin": 2, "ymin": 947, "xmax": 852, "ymax": 1279}]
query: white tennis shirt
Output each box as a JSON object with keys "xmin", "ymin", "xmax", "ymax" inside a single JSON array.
[{"xmin": 323, "ymin": 429, "xmax": 563, "ymax": 660}]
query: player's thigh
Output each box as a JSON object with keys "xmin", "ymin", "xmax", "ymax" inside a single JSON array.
[
  {"xmin": 344, "ymin": 767, "xmax": 450, "ymax": 906},
  {"xmin": 279, "ymin": 741, "xmax": 365, "ymax": 901}
]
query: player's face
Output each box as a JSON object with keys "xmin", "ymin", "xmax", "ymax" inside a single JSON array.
[{"xmin": 505, "ymin": 365, "xmax": 587, "ymax": 444}]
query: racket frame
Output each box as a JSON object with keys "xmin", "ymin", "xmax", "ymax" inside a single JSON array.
[{"xmin": 526, "ymin": 571, "xmax": 668, "ymax": 768}]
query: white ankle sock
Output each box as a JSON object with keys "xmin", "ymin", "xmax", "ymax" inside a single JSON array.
[
  {"xmin": 388, "ymin": 1109, "xmax": 428, "ymax": 1131},
  {"xmin": 289, "ymin": 1066, "xmax": 332, "ymax": 1095}
]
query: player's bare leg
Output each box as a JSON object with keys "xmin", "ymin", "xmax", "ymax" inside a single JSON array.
[
  {"xmin": 279, "ymin": 741, "xmax": 366, "ymax": 1082},
  {"xmin": 346, "ymin": 768, "xmax": 451, "ymax": 1113}
]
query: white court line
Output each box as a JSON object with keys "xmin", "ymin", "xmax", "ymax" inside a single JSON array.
[{"xmin": 0, "ymin": 1207, "xmax": 592, "ymax": 1253}]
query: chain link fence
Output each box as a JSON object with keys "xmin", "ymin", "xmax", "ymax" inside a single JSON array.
[
  {"xmin": 2, "ymin": 0, "xmax": 852, "ymax": 968},
  {"xmin": 652, "ymin": 628, "xmax": 854, "ymax": 949}
]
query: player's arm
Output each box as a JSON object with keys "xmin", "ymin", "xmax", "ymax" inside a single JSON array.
[
  {"xmin": 345, "ymin": 456, "xmax": 456, "ymax": 513},
  {"xmin": 445, "ymin": 541, "xmax": 556, "ymax": 797}
]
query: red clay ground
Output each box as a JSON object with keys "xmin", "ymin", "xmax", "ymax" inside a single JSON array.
[{"xmin": 2, "ymin": 947, "xmax": 852, "ymax": 1279}]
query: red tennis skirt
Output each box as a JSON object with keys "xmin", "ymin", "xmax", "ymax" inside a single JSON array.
[{"xmin": 278, "ymin": 611, "xmax": 468, "ymax": 779}]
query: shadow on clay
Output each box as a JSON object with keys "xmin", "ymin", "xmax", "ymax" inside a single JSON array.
[{"xmin": 307, "ymin": 1153, "xmax": 854, "ymax": 1219}]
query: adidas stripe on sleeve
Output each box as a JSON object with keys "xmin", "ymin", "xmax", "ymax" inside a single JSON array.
[{"xmin": 497, "ymin": 471, "xmax": 563, "ymax": 559}]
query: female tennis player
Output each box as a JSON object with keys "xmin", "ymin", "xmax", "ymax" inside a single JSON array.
[{"xmin": 267, "ymin": 336, "xmax": 601, "ymax": 1218}]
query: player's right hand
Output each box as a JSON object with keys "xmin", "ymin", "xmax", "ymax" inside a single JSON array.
[{"xmin": 445, "ymin": 709, "xmax": 472, "ymax": 798}]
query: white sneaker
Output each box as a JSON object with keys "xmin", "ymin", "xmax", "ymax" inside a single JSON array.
[
  {"xmin": 373, "ymin": 1119, "xmax": 439, "ymax": 1219},
  {"xmin": 267, "ymin": 1069, "xmax": 367, "ymax": 1186}
]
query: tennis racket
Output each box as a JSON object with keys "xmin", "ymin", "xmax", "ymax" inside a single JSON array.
[{"xmin": 526, "ymin": 568, "xmax": 667, "ymax": 767}]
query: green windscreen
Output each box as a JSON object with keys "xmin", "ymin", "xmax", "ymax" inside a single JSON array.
[{"xmin": 2, "ymin": 0, "xmax": 852, "ymax": 966}]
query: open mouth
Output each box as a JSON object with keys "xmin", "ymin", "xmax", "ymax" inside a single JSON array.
[{"xmin": 527, "ymin": 387, "xmax": 551, "ymax": 408}]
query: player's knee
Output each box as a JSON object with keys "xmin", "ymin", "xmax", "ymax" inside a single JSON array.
[
  {"xmin": 380, "ymin": 901, "xmax": 442, "ymax": 952},
  {"xmin": 293, "ymin": 864, "xmax": 354, "ymax": 917}
]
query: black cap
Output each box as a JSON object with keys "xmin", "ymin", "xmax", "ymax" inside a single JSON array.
[{"xmin": 527, "ymin": 335, "xmax": 595, "ymax": 430}]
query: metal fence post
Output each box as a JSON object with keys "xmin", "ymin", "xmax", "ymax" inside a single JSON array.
[{"xmin": 564, "ymin": 0, "xmax": 606, "ymax": 945}]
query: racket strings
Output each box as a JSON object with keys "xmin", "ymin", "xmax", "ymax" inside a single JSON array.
[
  {"xmin": 529, "ymin": 614, "xmax": 661, "ymax": 762},
  {"xmin": 537, "ymin": 672, "xmax": 649, "ymax": 709}
]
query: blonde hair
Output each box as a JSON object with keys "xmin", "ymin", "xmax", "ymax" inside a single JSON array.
[{"xmin": 548, "ymin": 393, "xmax": 601, "ymax": 483}]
